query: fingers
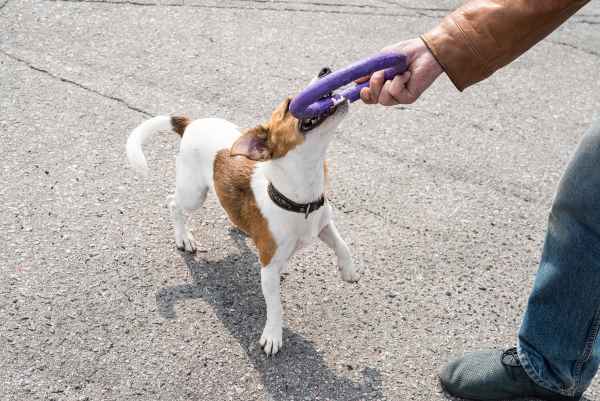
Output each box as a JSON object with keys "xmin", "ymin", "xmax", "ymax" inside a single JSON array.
[
  {"xmin": 390, "ymin": 71, "xmax": 411, "ymax": 96},
  {"xmin": 378, "ymin": 81, "xmax": 397, "ymax": 106},
  {"xmin": 360, "ymin": 70, "xmax": 387, "ymax": 104},
  {"xmin": 384, "ymin": 71, "xmax": 416, "ymax": 104},
  {"xmin": 360, "ymin": 87, "xmax": 374, "ymax": 104},
  {"xmin": 358, "ymin": 74, "xmax": 375, "ymax": 104},
  {"xmin": 369, "ymin": 70, "xmax": 385, "ymax": 103},
  {"xmin": 364, "ymin": 71, "xmax": 414, "ymax": 106}
]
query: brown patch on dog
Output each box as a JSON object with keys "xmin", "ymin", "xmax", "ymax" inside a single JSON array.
[
  {"xmin": 230, "ymin": 97, "xmax": 304, "ymax": 161},
  {"xmin": 213, "ymin": 149, "xmax": 277, "ymax": 266},
  {"xmin": 171, "ymin": 116, "xmax": 190, "ymax": 137},
  {"xmin": 266, "ymin": 97, "xmax": 304, "ymax": 158}
]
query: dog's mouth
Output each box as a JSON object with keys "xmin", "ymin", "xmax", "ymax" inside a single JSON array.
[
  {"xmin": 299, "ymin": 100, "xmax": 343, "ymax": 132},
  {"xmin": 299, "ymin": 67, "xmax": 347, "ymax": 133}
]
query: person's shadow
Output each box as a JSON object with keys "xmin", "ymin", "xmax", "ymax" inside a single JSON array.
[{"xmin": 157, "ymin": 228, "xmax": 387, "ymax": 401}]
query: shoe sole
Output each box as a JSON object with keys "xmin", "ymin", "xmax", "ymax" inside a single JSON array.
[{"xmin": 438, "ymin": 380, "xmax": 583, "ymax": 401}]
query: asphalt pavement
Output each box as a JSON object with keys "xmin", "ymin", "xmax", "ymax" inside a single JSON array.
[{"xmin": 2, "ymin": 0, "xmax": 600, "ymax": 400}]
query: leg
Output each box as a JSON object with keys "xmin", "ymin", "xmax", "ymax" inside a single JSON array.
[
  {"xmin": 517, "ymin": 119, "xmax": 600, "ymax": 397},
  {"xmin": 260, "ymin": 264, "xmax": 283, "ymax": 356},
  {"xmin": 169, "ymin": 154, "xmax": 209, "ymax": 253},
  {"xmin": 319, "ymin": 220, "xmax": 360, "ymax": 283},
  {"xmin": 439, "ymin": 120, "xmax": 600, "ymax": 401}
]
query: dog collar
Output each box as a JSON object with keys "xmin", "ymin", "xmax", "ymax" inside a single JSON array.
[{"xmin": 267, "ymin": 183, "xmax": 325, "ymax": 219}]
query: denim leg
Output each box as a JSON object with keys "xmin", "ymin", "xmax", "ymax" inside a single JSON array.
[{"xmin": 518, "ymin": 119, "xmax": 600, "ymax": 397}]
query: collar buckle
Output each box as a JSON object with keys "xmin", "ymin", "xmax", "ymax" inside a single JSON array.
[{"xmin": 304, "ymin": 203, "xmax": 312, "ymax": 219}]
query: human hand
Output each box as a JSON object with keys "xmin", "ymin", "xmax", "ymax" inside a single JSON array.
[{"xmin": 360, "ymin": 38, "xmax": 443, "ymax": 105}]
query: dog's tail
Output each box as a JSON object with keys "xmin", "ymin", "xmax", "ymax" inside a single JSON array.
[{"xmin": 126, "ymin": 115, "xmax": 190, "ymax": 176}]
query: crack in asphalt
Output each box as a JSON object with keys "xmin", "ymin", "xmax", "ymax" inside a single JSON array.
[
  {"xmin": 393, "ymin": 105, "xmax": 442, "ymax": 117},
  {"xmin": 46, "ymin": 0, "xmax": 441, "ymax": 19},
  {"xmin": 377, "ymin": 0, "xmax": 451, "ymax": 13},
  {"xmin": 327, "ymin": 198, "xmax": 404, "ymax": 226},
  {"xmin": 549, "ymin": 39, "xmax": 600, "ymax": 58},
  {"xmin": 48, "ymin": 0, "xmax": 160, "ymax": 6},
  {"xmin": 0, "ymin": 0, "xmax": 10, "ymax": 11},
  {"xmin": 236, "ymin": 0, "xmax": 390, "ymax": 11},
  {"xmin": 575, "ymin": 18, "xmax": 600, "ymax": 25},
  {"xmin": 0, "ymin": 49, "xmax": 153, "ymax": 117},
  {"xmin": 336, "ymin": 134, "xmax": 542, "ymax": 206},
  {"xmin": 238, "ymin": 0, "xmax": 446, "ymax": 16}
]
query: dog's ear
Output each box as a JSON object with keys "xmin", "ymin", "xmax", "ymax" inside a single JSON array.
[
  {"xmin": 272, "ymin": 96, "xmax": 292, "ymax": 121},
  {"xmin": 230, "ymin": 126, "xmax": 272, "ymax": 161}
]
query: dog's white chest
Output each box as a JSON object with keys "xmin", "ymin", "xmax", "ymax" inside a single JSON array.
[{"xmin": 293, "ymin": 221, "xmax": 317, "ymax": 248}]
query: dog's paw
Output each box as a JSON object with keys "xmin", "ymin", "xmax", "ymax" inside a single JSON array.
[
  {"xmin": 260, "ymin": 325, "xmax": 283, "ymax": 356},
  {"xmin": 339, "ymin": 259, "xmax": 360, "ymax": 283},
  {"xmin": 341, "ymin": 268, "xmax": 360, "ymax": 283},
  {"xmin": 176, "ymin": 230, "xmax": 197, "ymax": 253}
]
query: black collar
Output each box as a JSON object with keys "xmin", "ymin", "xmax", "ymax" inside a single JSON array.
[{"xmin": 267, "ymin": 183, "xmax": 325, "ymax": 219}]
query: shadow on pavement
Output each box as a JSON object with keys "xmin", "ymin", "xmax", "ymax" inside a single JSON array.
[{"xmin": 157, "ymin": 228, "xmax": 386, "ymax": 401}]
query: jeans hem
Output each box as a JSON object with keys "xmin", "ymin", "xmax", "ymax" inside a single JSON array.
[{"xmin": 517, "ymin": 343, "xmax": 576, "ymax": 397}]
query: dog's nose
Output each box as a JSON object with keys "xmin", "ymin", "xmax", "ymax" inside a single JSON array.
[{"xmin": 318, "ymin": 67, "xmax": 332, "ymax": 78}]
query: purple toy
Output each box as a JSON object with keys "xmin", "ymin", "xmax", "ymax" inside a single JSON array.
[{"xmin": 289, "ymin": 52, "xmax": 408, "ymax": 119}]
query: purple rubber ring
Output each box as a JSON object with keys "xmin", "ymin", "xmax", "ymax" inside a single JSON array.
[{"xmin": 289, "ymin": 52, "xmax": 408, "ymax": 119}]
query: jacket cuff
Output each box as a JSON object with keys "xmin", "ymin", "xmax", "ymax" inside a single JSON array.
[{"xmin": 421, "ymin": 14, "xmax": 492, "ymax": 92}]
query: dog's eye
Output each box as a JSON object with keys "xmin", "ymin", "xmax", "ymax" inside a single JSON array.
[
  {"xmin": 300, "ymin": 120, "xmax": 312, "ymax": 132},
  {"xmin": 300, "ymin": 117, "xmax": 320, "ymax": 132}
]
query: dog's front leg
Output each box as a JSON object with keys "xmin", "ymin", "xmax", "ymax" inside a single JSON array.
[
  {"xmin": 260, "ymin": 264, "xmax": 284, "ymax": 356},
  {"xmin": 319, "ymin": 221, "xmax": 360, "ymax": 283}
]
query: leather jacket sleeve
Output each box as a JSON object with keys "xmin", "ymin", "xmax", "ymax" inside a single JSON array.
[{"xmin": 421, "ymin": 0, "xmax": 590, "ymax": 91}]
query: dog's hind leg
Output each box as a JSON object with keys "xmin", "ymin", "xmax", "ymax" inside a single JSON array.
[{"xmin": 168, "ymin": 154, "xmax": 209, "ymax": 253}]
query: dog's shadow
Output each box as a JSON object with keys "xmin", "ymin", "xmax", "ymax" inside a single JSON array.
[{"xmin": 157, "ymin": 228, "xmax": 387, "ymax": 401}]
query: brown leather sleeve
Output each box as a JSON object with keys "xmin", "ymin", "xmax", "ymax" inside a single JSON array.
[{"xmin": 421, "ymin": 0, "xmax": 590, "ymax": 91}]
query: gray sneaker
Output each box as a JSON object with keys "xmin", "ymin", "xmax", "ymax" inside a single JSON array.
[{"xmin": 439, "ymin": 348, "xmax": 582, "ymax": 401}]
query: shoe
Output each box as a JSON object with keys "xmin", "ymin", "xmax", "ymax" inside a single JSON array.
[{"xmin": 439, "ymin": 348, "xmax": 582, "ymax": 401}]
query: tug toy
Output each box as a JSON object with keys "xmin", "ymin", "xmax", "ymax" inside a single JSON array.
[{"xmin": 289, "ymin": 52, "xmax": 408, "ymax": 120}]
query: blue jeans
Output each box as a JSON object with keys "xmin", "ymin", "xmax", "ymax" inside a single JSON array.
[{"xmin": 518, "ymin": 118, "xmax": 600, "ymax": 398}]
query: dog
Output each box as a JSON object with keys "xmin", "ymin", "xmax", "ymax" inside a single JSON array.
[{"xmin": 126, "ymin": 70, "xmax": 360, "ymax": 355}]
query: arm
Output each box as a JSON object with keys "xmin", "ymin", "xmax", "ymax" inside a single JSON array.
[
  {"xmin": 361, "ymin": 0, "xmax": 590, "ymax": 105},
  {"xmin": 422, "ymin": 0, "xmax": 591, "ymax": 91}
]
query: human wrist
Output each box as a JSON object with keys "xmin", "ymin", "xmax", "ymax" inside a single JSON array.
[{"xmin": 418, "ymin": 36, "xmax": 444, "ymax": 77}]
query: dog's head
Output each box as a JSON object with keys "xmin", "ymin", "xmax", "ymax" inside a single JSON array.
[{"xmin": 231, "ymin": 68, "xmax": 348, "ymax": 161}]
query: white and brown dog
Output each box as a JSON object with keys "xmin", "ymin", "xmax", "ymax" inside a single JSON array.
[{"xmin": 126, "ymin": 73, "xmax": 360, "ymax": 355}]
